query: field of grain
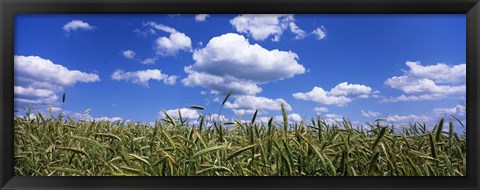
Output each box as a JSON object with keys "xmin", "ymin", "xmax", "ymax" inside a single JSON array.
[{"xmin": 13, "ymin": 102, "xmax": 466, "ymax": 176}]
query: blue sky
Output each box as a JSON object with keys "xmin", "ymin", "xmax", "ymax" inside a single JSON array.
[{"xmin": 14, "ymin": 14, "xmax": 466, "ymax": 130}]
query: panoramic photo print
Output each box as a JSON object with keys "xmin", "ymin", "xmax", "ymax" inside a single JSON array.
[{"xmin": 14, "ymin": 14, "xmax": 466, "ymax": 176}]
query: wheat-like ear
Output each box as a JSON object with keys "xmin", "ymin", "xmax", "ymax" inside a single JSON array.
[{"xmin": 13, "ymin": 109, "xmax": 466, "ymax": 176}]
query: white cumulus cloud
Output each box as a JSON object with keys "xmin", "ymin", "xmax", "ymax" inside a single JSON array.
[
  {"xmin": 122, "ymin": 50, "xmax": 136, "ymax": 59},
  {"xmin": 385, "ymin": 114, "xmax": 430, "ymax": 125},
  {"xmin": 141, "ymin": 58, "xmax": 156, "ymax": 65},
  {"xmin": 146, "ymin": 22, "xmax": 192, "ymax": 56},
  {"xmin": 312, "ymin": 26, "xmax": 327, "ymax": 40},
  {"xmin": 14, "ymin": 86, "xmax": 55, "ymax": 98},
  {"xmin": 14, "ymin": 55, "xmax": 100, "ymax": 106},
  {"xmin": 111, "ymin": 69, "xmax": 177, "ymax": 87},
  {"xmin": 289, "ymin": 22, "xmax": 307, "ymax": 39},
  {"xmin": 15, "ymin": 55, "xmax": 100, "ymax": 87},
  {"xmin": 95, "ymin": 116, "xmax": 124, "ymax": 122},
  {"xmin": 195, "ymin": 14, "xmax": 210, "ymax": 22},
  {"xmin": 361, "ymin": 110, "xmax": 381, "ymax": 118},
  {"xmin": 159, "ymin": 108, "xmax": 200, "ymax": 121},
  {"xmin": 231, "ymin": 109, "xmax": 258, "ymax": 116},
  {"xmin": 273, "ymin": 113, "xmax": 304, "ymax": 124},
  {"xmin": 405, "ymin": 61, "xmax": 465, "ymax": 84},
  {"xmin": 182, "ymin": 33, "xmax": 305, "ymax": 95},
  {"xmin": 208, "ymin": 114, "xmax": 229, "ymax": 122},
  {"xmin": 293, "ymin": 82, "xmax": 372, "ymax": 106},
  {"xmin": 330, "ymin": 82, "xmax": 372, "ymax": 98},
  {"xmin": 63, "ymin": 20, "xmax": 94, "ymax": 32},
  {"xmin": 323, "ymin": 113, "xmax": 344, "ymax": 125},
  {"xmin": 314, "ymin": 107, "xmax": 329, "ymax": 113},
  {"xmin": 385, "ymin": 76, "xmax": 464, "ymax": 95},
  {"xmin": 383, "ymin": 61, "xmax": 466, "ymax": 102},
  {"xmin": 155, "ymin": 33, "xmax": 192, "ymax": 56},
  {"xmin": 224, "ymin": 95, "xmax": 292, "ymax": 116},
  {"xmin": 287, "ymin": 113, "xmax": 303, "ymax": 123},
  {"xmin": 230, "ymin": 14, "xmax": 294, "ymax": 41},
  {"xmin": 231, "ymin": 14, "xmax": 324, "ymax": 41},
  {"xmin": 381, "ymin": 94, "xmax": 444, "ymax": 103},
  {"xmin": 433, "ymin": 104, "xmax": 466, "ymax": 117}
]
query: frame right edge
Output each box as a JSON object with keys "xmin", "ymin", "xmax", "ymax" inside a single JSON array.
[
  {"xmin": 466, "ymin": 1, "xmax": 479, "ymax": 190},
  {"xmin": 0, "ymin": 0, "xmax": 5, "ymax": 188}
]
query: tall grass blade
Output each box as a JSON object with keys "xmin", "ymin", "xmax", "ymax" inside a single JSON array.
[
  {"xmin": 227, "ymin": 144, "xmax": 257, "ymax": 160},
  {"xmin": 251, "ymin": 110, "xmax": 258, "ymax": 124},
  {"xmin": 435, "ymin": 117, "xmax": 444, "ymax": 141},
  {"xmin": 371, "ymin": 127, "xmax": 387, "ymax": 149},
  {"xmin": 192, "ymin": 145, "xmax": 227, "ymax": 158},
  {"xmin": 190, "ymin": 105, "xmax": 205, "ymax": 110}
]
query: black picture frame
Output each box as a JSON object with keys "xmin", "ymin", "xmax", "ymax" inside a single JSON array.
[{"xmin": 1, "ymin": 0, "xmax": 479, "ymax": 189}]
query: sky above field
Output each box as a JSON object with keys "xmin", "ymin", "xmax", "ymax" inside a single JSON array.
[{"xmin": 14, "ymin": 14, "xmax": 466, "ymax": 130}]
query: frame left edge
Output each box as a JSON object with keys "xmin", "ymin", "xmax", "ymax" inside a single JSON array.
[{"xmin": 1, "ymin": 0, "xmax": 15, "ymax": 189}]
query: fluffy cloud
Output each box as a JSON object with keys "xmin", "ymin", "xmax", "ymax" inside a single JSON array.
[
  {"xmin": 155, "ymin": 33, "xmax": 192, "ymax": 55},
  {"xmin": 293, "ymin": 82, "xmax": 372, "ymax": 106},
  {"xmin": 312, "ymin": 26, "xmax": 327, "ymax": 40},
  {"xmin": 69, "ymin": 111, "xmax": 124, "ymax": 123},
  {"xmin": 314, "ymin": 107, "xmax": 328, "ymax": 113},
  {"xmin": 274, "ymin": 113, "xmax": 303, "ymax": 123},
  {"xmin": 159, "ymin": 108, "xmax": 200, "ymax": 121},
  {"xmin": 208, "ymin": 114, "xmax": 229, "ymax": 122},
  {"xmin": 111, "ymin": 69, "xmax": 177, "ymax": 87},
  {"xmin": 71, "ymin": 112, "xmax": 93, "ymax": 121},
  {"xmin": 230, "ymin": 14, "xmax": 293, "ymax": 41},
  {"xmin": 49, "ymin": 106, "xmax": 63, "ymax": 112},
  {"xmin": 404, "ymin": 61, "xmax": 465, "ymax": 84},
  {"xmin": 141, "ymin": 58, "xmax": 156, "ymax": 65},
  {"xmin": 385, "ymin": 114, "xmax": 430, "ymax": 125},
  {"xmin": 14, "ymin": 55, "xmax": 100, "ymax": 106},
  {"xmin": 182, "ymin": 33, "xmax": 305, "ymax": 95},
  {"xmin": 14, "ymin": 86, "xmax": 58, "ymax": 107},
  {"xmin": 289, "ymin": 22, "xmax": 307, "ymax": 39},
  {"xmin": 122, "ymin": 50, "xmax": 136, "ymax": 59},
  {"xmin": 293, "ymin": 87, "xmax": 350, "ymax": 106},
  {"xmin": 224, "ymin": 95, "xmax": 292, "ymax": 115},
  {"xmin": 323, "ymin": 113, "xmax": 344, "ymax": 125},
  {"xmin": 287, "ymin": 113, "xmax": 303, "ymax": 123},
  {"xmin": 330, "ymin": 82, "xmax": 372, "ymax": 98},
  {"xmin": 182, "ymin": 71, "xmax": 262, "ymax": 95},
  {"xmin": 63, "ymin": 20, "xmax": 94, "ymax": 32},
  {"xmin": 15, "ymin": 56, "xmax": 100, "ymax": 87},
  {"xmin": 95, "ymin": 116, "xmax": 124, "ymax": 122},
  {"xmin": 361, "ymin": 110, "xmax": 381, "ymax": 118},
  {"xmin": 378, "ymin": 104, "xmax": 466, "ymax": 128},
  {"xmin": 384, "ymin": 61, "xmax": 466, "ymax": 102},
  {"xmin": 385, "ymin": 76, "xmax": 464, "ymax": 95},
  {"xmin": 15, "ymin": 96, "xmax": 59, "ymax": 105},
  {"xmin": 14, "ymin": 86, "xmax": 55, "ymax": 98},
  {"xmin": 146, "ymin": 22, "xmax": 192, "ymax": 56},
  {"xmin": 381, "ymin": 94, "xmax": 444, "ymax": 103},
  {"xmin": 195, "ymin": 14, "xmax": 210, "ymax": 22},
  {"xmin": 230, "ymin": 14, "xmax": 329, "ymax": 41},
  {"xmin": 146, "ymin": 22, "xmax": 177, "ymax": 33},
  {"xmin": 433, "ymin": 104, "xmax": 466, "ymax": 117},
  {"xmin": 231, "ymin": 109, "xmax": 258, "ymax": 116}
]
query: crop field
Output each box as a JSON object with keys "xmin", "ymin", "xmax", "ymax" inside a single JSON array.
[
  {"xmin": 13, "ymin": 13, "xmax": 468, "ymax": 177},
  {"xmin": 13, "ymin": 103, "xmax": 466, "ymax": 177}
]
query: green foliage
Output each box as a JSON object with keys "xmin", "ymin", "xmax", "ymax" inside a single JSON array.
[{"xmin": 14, "ymin": 111, "xmax": 466, "ymax": 176}]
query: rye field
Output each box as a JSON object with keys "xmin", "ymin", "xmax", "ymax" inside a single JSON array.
[{"xmin": 13, "ymin": 103, "xmax": 466, "ymax": 177}]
